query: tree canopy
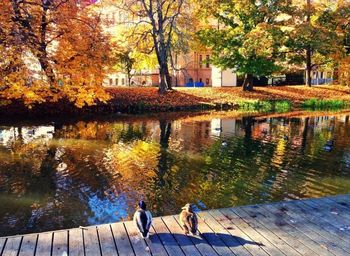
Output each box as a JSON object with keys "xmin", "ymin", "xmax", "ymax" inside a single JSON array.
[
  {"xmin": 0, "ymin": 0, "xmax": 114, "ymax": 107},
  {"xmin": 197, "ymin": 0, "xmax": 289, "ymax": 91}
]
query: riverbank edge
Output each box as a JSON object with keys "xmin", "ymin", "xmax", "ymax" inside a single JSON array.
[{"xmin": 1, "ymin": 86, "xmax": 350, "ymax": 119}]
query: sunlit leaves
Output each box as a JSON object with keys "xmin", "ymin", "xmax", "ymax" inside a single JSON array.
[
  {"xmin": 0, "ymin": 0, "xmax": 114, "ymax": 108},
  {"xmin": 197, "ymin": 0, "xmax": 286, "ymax": 79}
]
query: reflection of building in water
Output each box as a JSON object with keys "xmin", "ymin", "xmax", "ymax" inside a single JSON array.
[
  {"xmin": 0, "ymin": 126, "xmax": 55, "ymax": 146},
  {"xmin": 210, "ymin": 119, "xmax": 237, "ymax": 137}
]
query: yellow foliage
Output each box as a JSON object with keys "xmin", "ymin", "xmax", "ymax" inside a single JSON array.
[{"xmin": 0, "ymin": 0, "xmax": 114, "ymax": 108}]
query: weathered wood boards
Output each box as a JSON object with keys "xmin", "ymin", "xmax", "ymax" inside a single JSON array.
[{"xmin": 1, "ymin": 194, "xmax": 350, "ymax": 256}]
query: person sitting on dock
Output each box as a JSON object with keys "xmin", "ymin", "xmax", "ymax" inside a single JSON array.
[{"xmin": 133, "ymin": 200, "xmax": 152, "ymax": 239}]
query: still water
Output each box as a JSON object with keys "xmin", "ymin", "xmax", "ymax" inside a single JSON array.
[{"xmin": 0, "ymin": 111, "xmax": 350, "ymax": 236}]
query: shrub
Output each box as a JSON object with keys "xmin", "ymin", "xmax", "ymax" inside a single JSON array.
[{"xmin": 301, "ymin": 98, "xmax": 345, "ymax": 110}]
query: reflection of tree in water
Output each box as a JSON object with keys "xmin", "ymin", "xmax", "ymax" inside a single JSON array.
[
  {"xmin": 119, "ymin": 122, "xmax": 148, "ymax": 143},
  {"xmin": 1, "ymin": 114, "xmax": 350, "ymax": 235},
  {"xmin": 0, "ymin": 123, "xmax": 124, "ymax": 235}
]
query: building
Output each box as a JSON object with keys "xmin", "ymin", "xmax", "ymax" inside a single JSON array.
[
  {"xmin": 88, "ymin": 1, "xmax": 335, "ymax": 88},
  {"xmin": 87, "ymin": 0, "xmax": 239, "ymax": 88}
]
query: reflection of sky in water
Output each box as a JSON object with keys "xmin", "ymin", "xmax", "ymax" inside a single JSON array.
[{"xmin": 87, "ymin": 193, "xmax": 128, "ymax": 224}]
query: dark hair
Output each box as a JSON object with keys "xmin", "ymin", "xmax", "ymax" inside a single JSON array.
[{"xmin": 139, "ymin": 200, "xmax": 147, "ymax": 210}]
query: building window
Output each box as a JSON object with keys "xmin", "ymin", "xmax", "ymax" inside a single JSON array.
[
  {"xmin": 199, "ymin": 55, "xmax": 203, "ymax": 68},
  {"xmin": 206, "ymin": 78, "xmax": 210, "ymax": 85},
  {"xmin": 122, "ymin": 78, "xmax": 125, "ymax": 85},
  {"xmin": 206, "ymin": 55, "xmax": 210, "ymax": 68},
  {"xmin": 115, "ymin": 78, "xmax": 119, "ymax": 86},
  {"xmin": 109, "ymin": 78, "xmax": 113, "ymax": 86}
]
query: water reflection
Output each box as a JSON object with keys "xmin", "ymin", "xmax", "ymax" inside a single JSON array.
[{"xmin": 0, "ymin": 112, "xmax": 350, "ymax": 236}]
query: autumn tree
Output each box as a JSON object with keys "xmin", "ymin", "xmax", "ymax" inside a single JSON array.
[
  {"xmin": 330, "ymin": 2, "xmax": 350, "ymax": 86},
  {"xmin": 114, "ymin": 0, "xmax": 192, "ymax": 94},
  {"xmin": 0, "ymin": 0, "xmax": 114, "ymax": 107},
  {"xmin": 197, "ymin": 0, "xmax": 288, "ymax": 91},
  {"xmin": 283, "ymin": 0, "xmax": 347, "ymax": 87}
]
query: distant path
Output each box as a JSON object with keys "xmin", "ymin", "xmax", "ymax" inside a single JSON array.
[{"xmin": 1, "ymin": 194, "xmax": 350, "ymax": 256}]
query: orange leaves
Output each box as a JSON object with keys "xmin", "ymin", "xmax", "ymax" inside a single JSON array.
[
  {"xmin": 107, "ymin": 87, "xmax": 211, "ymax": 110},
  {"xmin": 339, "ymin": 56, "xmax": 350, "ymax": 86},
  {"xmin": 107, "ymin": 86, "xmax": 350, "ymax": 111}
]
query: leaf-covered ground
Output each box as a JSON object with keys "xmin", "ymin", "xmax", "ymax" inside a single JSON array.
[
  {"xmin": 107, "ymin": 85, "xmax": 350, "ymax": 108},
  {"xmin": 1, "ymin": 85, "xmax": 350, "ymax": 118}
]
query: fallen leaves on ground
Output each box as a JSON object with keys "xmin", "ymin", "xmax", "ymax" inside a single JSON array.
[{"xmin": 107, "ymin": 85, "xmax": 350, "ymax": 108}]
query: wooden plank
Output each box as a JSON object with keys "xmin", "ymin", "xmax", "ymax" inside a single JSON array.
[
  {"xmin": 223, "ymin": 208, "xmax": 285, "ymax": 256},
  {"xmin": 151, "ymin": 217, "xmax": 185, "ymax": 256},
  {"xmin": 124, "ymin": 221, "xmax": 151, "ymax": 256},
  {"xmin": 145, "ymin": 226, "xmax": 169, "ymax": 256},
  {"xmin": 161, "ymin": 216, "xmax": 202, "ymax": 256},
  {"xmin": 294, "ymin": 200, "xmax": 350, "ymax": 243},
  {"xmin": 233, "ymin": 206, "xmax": 301, "ymax": 256},
  {"xmin": 261, "ymin": 203, "xmax": 335, "ymax": 256},
  {"xmin": 241, "ymin": 204, "xmax": 321, "ymax": 256},
  {"xmin": 266, "ymin": 202, "xmax": 345, "ymax": 256},
  {"xmin": 69, "ymin": 228, "xmax": 84, "ymax": 256},
  {"xmin": 192, "ymin": 214, "xmax": 233, "ymax": 256},
  {"xmin": 52, "ymin": 230, "xmax": 68, "ymax": 256},
  {"xmin": 323, "ymin": 196, "xmax": 350, "ymax": 211},
  {"xmin": 328, "ymin": 194, "xmax": 350, "ymax": 210},
  {"xmin": 307, "ymin": 198, "xmax": 350, "ymax": 223},
  {"xmin": 283, "ymin": 200, "xmax": 350, "ymax": 252},
  {"xmin": 198, "ymin": 211, "xmax": 251, "ymax": 256},
  {"xmin": 209, "ymin": 209, "xmax": 268, "ymax": 256},
  {"xmin": 2, "ymin": 236, "xmax": 22, "ymax": 256},
  {"xmin": 35, "ymin": 232, "xmax": 53, "ymax": 256},
  {"xmin": 110, "ymin": 222, "xmax": 134, "ymax": 256},
  {"xmin": 0, "ymin": 238, "xmax": 7, "ymax": 255},
  {"xmin": 18, "ymin": 234, "xmax": 38, "ymax": 256},
  {"xmin": 83, "ymin": 226, "xmax": 101, "ymax": 256},
  {"xmin": 97, "ymin": 225, "xmax": 118, "ymax": 256},
  {"xmin": 172, "ymin": 215, "xmax": 220, "ymax": 256},
  {"xmin": 311, "ymin": 197, "xmax": 350, "ymax": 221}
]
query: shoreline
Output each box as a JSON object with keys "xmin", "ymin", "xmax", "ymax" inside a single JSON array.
[{"xmin": 1, "ymin": 86, "xmax": 350, "ymax": 119}]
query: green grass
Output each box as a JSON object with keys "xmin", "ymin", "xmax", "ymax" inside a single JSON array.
[
  {"xmin": 301, "ymin": 98, "xmax": 346, "ymax": 110},
  {"xmin": 239, "ymin": 100, "xmax": 291, "ymax": 113}
]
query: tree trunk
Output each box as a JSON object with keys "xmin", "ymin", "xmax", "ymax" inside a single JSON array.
[
  {"xmin": 301, "ymin": 117, "xmax": 309, "ymax": 154},
  {"xmin": 306, "ymin": 0, "xmax": 312, "ymax": 87},
  {"xmin": 159, "ymin": 64, "xmax": 168, "ymax": 94},
  {"xmin": 38, "ymin": 54, "xmax": 56, "ymax": 86},
  {"xmin": 242, "ymin": 74, "xmax": 254, "ymax": 91},
  {"xmin": 164, "ymin": 65, "xmax": 172, "ymax": 90},
  {"xmin": 306, "ymin": 46, "xmax": 312, "ymax": 87}
]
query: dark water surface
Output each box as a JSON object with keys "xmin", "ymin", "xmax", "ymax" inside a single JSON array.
[{"xmin": 1, "ymin": 111, "xmax": 350, "ymax": 236}]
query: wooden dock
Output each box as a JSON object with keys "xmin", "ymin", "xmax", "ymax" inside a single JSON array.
[{"xmin": 1, "ymin": 194, "xmax": 350, "ymax": 256}]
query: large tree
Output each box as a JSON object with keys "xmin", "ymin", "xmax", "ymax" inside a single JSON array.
[
  {"xmin": 197, "ymin": 0, "xmax": 288, "ymax": 91},
  {"xmin": 0, "ymin": 0, "xmax": 114, "ymax": 107},
  {"xmin": 284, "ymin": 0, "xmax": 346, "ymax": 87},
  {"xmin": 115, "ymin": 0, "xmax": 191, "ymax": 93}
]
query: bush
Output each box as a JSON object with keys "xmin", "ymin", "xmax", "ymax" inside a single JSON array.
[
  {"xmin": 274, "ymin": 100, "xmax": 292, "ymax": 113},
  {"xmin": 301, "ymin": 98, "xmax": 345, "ymax": 110},
  {"xmin": 239, "ymin": 100, "xmax": 291, "ymax": 113}
]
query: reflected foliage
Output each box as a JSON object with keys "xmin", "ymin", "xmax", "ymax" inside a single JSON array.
[{"xmin": 0, "ymin": 112, "xmax": 350, "ymax": 235}]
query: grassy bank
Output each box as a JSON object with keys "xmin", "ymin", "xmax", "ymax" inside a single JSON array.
[
  {"xmin": 106, "ymin": 85, "xmax": 350, "ymax": 112},
  {"xmin": 1, "ymin": 85, "xmax": 350, "ymax": 118}
]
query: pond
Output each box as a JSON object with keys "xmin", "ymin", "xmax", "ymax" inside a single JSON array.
[{"xmin": 0, "ymin": 111, "xmax": 350, "ymax": 236}]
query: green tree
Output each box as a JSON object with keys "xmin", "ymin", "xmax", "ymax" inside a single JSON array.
[
  {"xmin": 197, "ymin": 0, "xmax": 287, "ymax": 91},
  {"xmin": 115, "ymin": 49, "xmax": 135, "ymax": 87},
  {"xmin": 284, "ymin": 0, "xmax": 347, "ymax": 86}
]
